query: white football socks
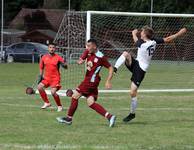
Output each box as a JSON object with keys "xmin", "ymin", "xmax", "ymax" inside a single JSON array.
[
  {"xmin": 114, "ymin": 55, "xmax": 126, "ymax": 69},
  {"xmin": 130, "ymin": 97, "xmax": 137, "ymax": 114}
]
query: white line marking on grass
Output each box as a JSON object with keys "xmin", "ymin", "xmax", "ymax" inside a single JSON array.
[
  {"xmin": 0, "ymin": 97, "xmax": 29, "ymax": 100},
  {"xmin": 1, "ymin": 103, "xmax": 40, "ymax": 108},
  {"xmin": 99, "ymin": 89, "xmax": 194, "ymax": 93},
  {"xmin": 0, "ymin": 144, "xmax": 80, "ymax": 149},
  {"xmin": 0, "ymin": 103, "xmax": 65, "ymax": 109},
  {"xmin": 35, "ymin": 89, "xmax": 194, "ymax": 96},
  {"xmin": 98, "ymin": 95, "xmax": 193, "ymax": 99},
  {"xmin": 1, "ymin": 144, "xmax": 194, "ymax": 150},
  {"xmin": 1, "ymin": 103, "xmax": 194, "ymax": 111},
  {"xmin": 0, "ymin": 144, "xmax": 126, "ymax": 150},
  {"xmin": 136, "ymin": 108, "xmax": 194, "ymax": 111}
]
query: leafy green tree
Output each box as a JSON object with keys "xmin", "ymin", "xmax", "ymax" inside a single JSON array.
[
  {"xmin": 2, "ymin": 0, "xmax": 194, "ymax": 27},
  {"xmin": 59, "ymin": 0, "xmax": 83, "ymax": 10}
]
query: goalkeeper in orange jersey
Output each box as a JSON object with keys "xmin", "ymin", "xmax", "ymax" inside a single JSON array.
[{"xmin": 37, "ymin": 42, "xmax": 68, "ymax": 112}]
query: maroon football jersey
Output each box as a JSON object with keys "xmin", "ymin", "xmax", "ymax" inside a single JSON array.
[{"xmin": 80, "ymin": 49, "xmax": 111, "ymax": 85}]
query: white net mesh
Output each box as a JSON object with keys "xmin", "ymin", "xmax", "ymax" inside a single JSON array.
[
  {"xmin": 54, "ymin": 12, "xmax": 86, "ymax": 89},
  {"xmin": 54, "ymin": 11, "xmax": 194, "ymax": 90}
]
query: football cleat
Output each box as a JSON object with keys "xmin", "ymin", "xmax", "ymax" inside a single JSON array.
[
  {"xmin": 123, "ymin": 113, "xmax": 135, "ymax": 122},
  {"xmin": 109, "ymin": 115, "xmax": 116, "ymax": 127},
  {"xmin": 113, "ymin": 67, "xmax": 118, "ymax": 73},
  {"xmin": 57, "ymin": 106, "xmax": 63, "ymax": 112},
  {"xmin": 56, "ymin": 117, "xmax": 72, "ymax": 125},
  {"xmin": 41, "ymin": 103, "xmax": 51, "ymax": 109}
]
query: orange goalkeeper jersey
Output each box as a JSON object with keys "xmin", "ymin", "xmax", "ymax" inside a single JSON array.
[{"xmin": 39, "ymin": 53, "xmax": 65, "ymax": 81}]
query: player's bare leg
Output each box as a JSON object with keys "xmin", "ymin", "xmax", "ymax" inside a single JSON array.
[
  {"xmin": 37, "ymin": 83, "xmax": 51, "ymax": 109},
  {"xmin": 123, "ymin": 82, "xmax": 138, "ymax": 122},
  {"xmin": 51, "ymin": 87, "xmax": 63, "ymax": 112},
  {"xmin": 56, "ymin": 90, "xmax": 82, "ymax": 124},
  {"xmin": 114, "ymin": 51, "xmax": 132, "ymax": 73},
  {"xmin": 87, "ymin": 96, "xmax": 116, "ymax": 127}
]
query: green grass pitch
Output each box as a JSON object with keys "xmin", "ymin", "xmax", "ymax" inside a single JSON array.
[{"xmin": 0, "ymin": 63, "xmax": 194, "ymax": 150}]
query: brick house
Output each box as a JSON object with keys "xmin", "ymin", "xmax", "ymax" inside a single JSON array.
[{"xmin": 8, "ymin": 8, "xmax": 65, "ymax": 44}]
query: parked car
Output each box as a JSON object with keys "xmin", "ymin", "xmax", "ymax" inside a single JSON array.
[{"xmin": 5, "ymin": 42, "xmax": 48, "ymax": 63}]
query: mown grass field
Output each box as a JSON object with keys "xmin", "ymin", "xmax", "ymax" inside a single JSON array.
[{"xmin": 0, "ymin": 63, "xmax": 194, "ymax": 150}]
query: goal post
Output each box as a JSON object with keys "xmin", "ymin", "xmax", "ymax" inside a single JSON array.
[
  {"xmin": 86, "ymin": 11, "xmax": 91, "ymax": 41},
  {"xmin": 54, "ymin": 11, "xmax": 194, "ymax": 92}
]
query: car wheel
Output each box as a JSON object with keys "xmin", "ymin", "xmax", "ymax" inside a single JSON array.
[{"xmin": 7, "ymin": 55, "xmax": 14, "ymax": 63}]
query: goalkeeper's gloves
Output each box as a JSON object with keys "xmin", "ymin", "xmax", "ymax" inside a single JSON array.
[
  {"xmin": 61, "ymin": 63, "xmax": 68, "ymax": 69},
  {"xmin": 37, "ymin": 75, "xmax": 43, "ymax": 84}
]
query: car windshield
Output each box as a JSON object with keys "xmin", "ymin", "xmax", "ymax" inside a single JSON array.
[{"xmin": 36, "ymin": 43, "xmax": 48, "ymax": 50}]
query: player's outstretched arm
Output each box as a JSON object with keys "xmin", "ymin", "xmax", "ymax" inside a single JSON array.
[
  {"xmin": 105, "ymin": 66, "xmax": 113, "ymax": 89},
  {"xmin": 163, "ymin": 28, "xmax": 187, "ymax": 43},
  {"xmin": 77, "ymin": 58, "xmax": 85, "ymax": 65},
  {"xmin": 77, "ymin": 49, "xmax": 89, "ymax": 65},
  {"xmin": 132, "ymin": 29, "xmax": 139, "ymax": 43},
  {"xmin": 59, "ymin": 56, "xmax": 68, "ymax": 69}
]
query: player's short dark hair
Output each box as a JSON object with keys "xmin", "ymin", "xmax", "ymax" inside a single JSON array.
[
  {"xmin": 142, "ymin": 25, "xmax": 154, "ymax": 39},
  {"xmin": 87, "ymin": 38, "xmax": 97, "ymax": 46},
  {"xmin": 47, "ymin": 41, "xmax": 56, "ymax": 46}
]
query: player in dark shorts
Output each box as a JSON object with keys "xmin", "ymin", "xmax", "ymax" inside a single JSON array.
[
  {"xmin": 57, "ymin": 39, "xmax": 116, "ymax": 127},
  {"xmin": 114, "ymin": 26, "xmax": 187, "ymax": 122}
]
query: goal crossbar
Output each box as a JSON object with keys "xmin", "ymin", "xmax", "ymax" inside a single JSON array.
[
  {"xmin": 87, "ymin": 11, "xmax": 194, "ymax": 18},
  {"xmin": 86, "ymin": 11, "xmax": 194, "ymax": 40}
]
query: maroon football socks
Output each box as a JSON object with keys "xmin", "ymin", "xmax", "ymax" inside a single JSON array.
[
  {"xmin": 52, "ymin": 94, "xmax": 62, "ymax": 106},
  {"xmin": 89, "ymin": 103, "xmax": 112, "ymax": 120},
  {"xmin": 39, "ymin": 89, "xmax": 49, "ymax": 103},
  {"xmin": 67, "ymin": 98, "xmax": 78, "ymax": 117}
]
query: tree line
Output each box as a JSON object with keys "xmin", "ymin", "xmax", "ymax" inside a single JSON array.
[{"xmin": 2, "ymin": 0, "xmax": 194, "ymax": 26}]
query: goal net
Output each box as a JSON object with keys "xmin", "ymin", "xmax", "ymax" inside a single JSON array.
[{"xmin": 54, "ymin": 11, "xmax": 194, "ymax": 91}]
